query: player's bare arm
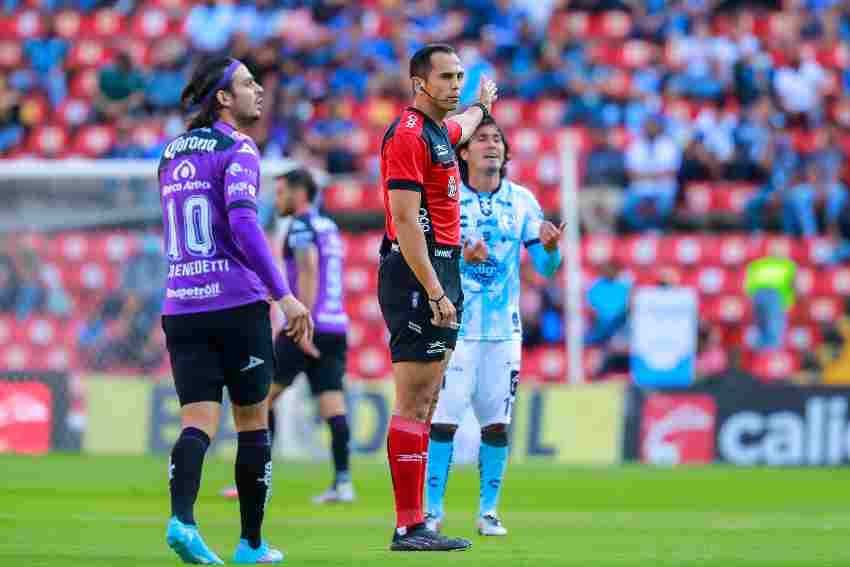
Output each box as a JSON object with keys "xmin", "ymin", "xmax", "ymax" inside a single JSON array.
[
  {"xmin": 451, "ymin": 77, "xmax": 499, "ymax": 145},
  {"xmin": 388, "ymin": 189, "xmax": 457, "ymax": 329}
]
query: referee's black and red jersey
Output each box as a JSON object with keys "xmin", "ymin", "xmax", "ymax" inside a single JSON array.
[{"xmin": 380, "ymin": 106, "xmax": 463, "ymax": 247}]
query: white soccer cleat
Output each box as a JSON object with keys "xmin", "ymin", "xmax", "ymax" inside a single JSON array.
[
  {"xmin": 477, "ymin": 512, "xmax": 507, "ymax": 536},
  {"xmin": 312, "ymin": 481, "xmax": 356, "ymax": 504},
  {"xmin": 424, "ymin": 512, "xmax": 442, "ymax": 534}
]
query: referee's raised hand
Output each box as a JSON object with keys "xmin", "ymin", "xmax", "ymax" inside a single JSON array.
[
  {"xmin": 428, "ymin": 291, "xmax": 458, "ymax": 330},
  {"xmin": 477, "ymin": 75, "xmax": 499, "ymax": 113},
  {"xmin": 279, "ymin": 294, "xmax": 314, "ymax": 345}
]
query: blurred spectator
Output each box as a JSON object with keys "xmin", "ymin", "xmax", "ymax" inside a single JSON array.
[
  {"xmin": 0, "ymin": 240, "xmax": 18, "ymax": 314},
  {"xmin": 819, "ymin": 299, "xmax": 850, "ymax": 384},
  {"xmin": 186, "ymin": 0, "xmax": 237, "ymax": 55},
  {"xmin": 744, "ymin": 255, "xmax": 797, "ymax": 351},
  {"xmin": 584, "ymin": 262, "xmax": 631, "ymax": 347},
  {"xmin": 304, "ymin": 97, "xmax": 357, "ymax": 174},
  {"xmin": 621, "ymin": 115, "xmax": 681, "ymax": 232},
  {"xmin": 235, "ymin": 0, "xmax": 282, "ymax": 47},
  {"xmin": 728, "ymin": 97, "xmax": 772, "ymax": 182},
  {"xmin": 80, "ymin": 234, "xmax": 165, "ymax": 371},
  {"xmin": 773, "ymin": 50, "xmax": 827, "ymax": 127},
  {"xmin": 97, "ymin": 51, "xmax": 145, "ymax": 120},
  {"xmin": 695, "ymin": 321, "xmax": 729, "ymax": 379},
  {"xmin": 144, "ymin": 40, "xmax": 187, "ymax": 112},
  {"xmin": 580, "ymin": 127, "xmax": 626, "ymax": 234},
  {"xmin": 783, "ymin": 159, "xmax": 848, "ymax": 237},
  {"xmin": 743, "ymin": 119, "xmax": 799, "ymax": 232},
  {"xmin": 679, "ymin": 132, "xmax": 723, "ymax": 183},
  {"xmin": 22, "ymin": 13, "xmax": 68, "ymax": 108},
  {"xmin": 0, "ymin": 78, "xmax": 24, "ymax": 156}
]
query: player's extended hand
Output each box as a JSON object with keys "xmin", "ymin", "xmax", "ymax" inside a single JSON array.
[
  {"xmin": 428, "ymin": 292, "xmax": 458, "ymax": 330},
  {"xmin": 297, "ymin": 336, "xmax": 321, "ymax": 358},
  {"xmin": 477, "ymin": 75, "xmax": 498, "ymax": 113},
  {"xmin": 463, "ymin": 238, "xmax": 489, "ymax": 264},
  {"xmin": 540, "ymin": 221, "xmax": 565, "ymax": 252},
  {"xmin": 279, "ymin": 294, "xmax": 314, "ymax": 345}
]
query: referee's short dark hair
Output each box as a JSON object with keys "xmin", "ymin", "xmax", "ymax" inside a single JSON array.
[
  {"xmin": 280, "ymin": 168, "xmax": 319, "ymax": 203},
  {"xmin": 409, "ymin": 44, "xmax": 457, "ymax": 80}
]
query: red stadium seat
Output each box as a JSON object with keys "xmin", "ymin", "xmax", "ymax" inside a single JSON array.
[
  {"xmin": 512, "ymin": 128, "xmax": 541, "ymax": 157},
  {"xmin": 618, "ymin": 235, "xmax": 659, "ymax": 267},
  {"xmin": 93, "ymin": 232, "xmax": 140, "ymax": 264},
  {"xmin": 67, "ymin": 39, "xmax": 112, "ymax": 70},
  {"xmin": 84, "ymin": 9, "xmax": 127, "ymax": 37},
  {"xmin": 11, "ymin": 10, "xmax": 44, "ymax": 39},
  {"xmin": 56, "ymin": 98, "xmax": 91, "ymax": 127},
  {"xmin": 54, "ymin": 9, "xmax": 82, "ymax": 38},
  {"xmin": 747, "ymin": 350, "xmax": 800, "ymax": 383},
  {"xmin": 73, "ymin": 125, "xmax": 116, "ymax": 158},
  {"xmin": 18, "ymin": 94, "xmax": 48, "ymax": 128},
  {"xmin": 532, "ymin": 99, "xmax": 566, "ymax": 129},
  {"xmin": 27, "ymin": 125, "xmax": 69, "ymax": 157},
  {"xmin": 2, "ymin": 344, "xmax": 33, "ymax": 371},
  {"xmin": 492, "ymin": 99, "xmax": 524, "ymax": 129},
  {"xmin": 0, "ymin": 40, "xmax": 23, "ymax": 69},
  {"xmin": 582, "ymin": 235, "xmax": 616, "ymax": 266},
  {"xmin": 344, "ymin": 265, "xmax": 371, "ymax": 294},
  {"xmin": 132, "ymin": 120, "xmax": 164, "ymax": 150},
  {"xmin": 350, "ymin": 346, "xmax": 391, "ymax": 379},
  {"xmin": 69, "ymin": 68, "xmax": 100, "ymax": 99},
  {"xmin": 131, "ymin": 8, "xmax": 176, "ymax": 39},
  {"xmin": 800, "ymin": 237, "xmax": 835, "ymax": 265},
  {"xmin": 323, "ymin": 180, "xmax": 365, "ymax": 211}
]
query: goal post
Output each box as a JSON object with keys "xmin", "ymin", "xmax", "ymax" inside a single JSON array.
[{"xmin": 559, "ymin": 131, "xmax": 584, "ymax": 385}]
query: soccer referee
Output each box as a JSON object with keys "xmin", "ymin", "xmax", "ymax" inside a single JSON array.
[{"xmin": 377, "ymin": 43, "xmax": 497, "ymax": 551}]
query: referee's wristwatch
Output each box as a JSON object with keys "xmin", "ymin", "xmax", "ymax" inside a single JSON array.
[{"xmin": 471, "ymin": 102, "xmax": 490, "ymax": 121}]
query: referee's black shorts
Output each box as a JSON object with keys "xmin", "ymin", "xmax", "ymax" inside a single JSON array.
[
  {"xmin": 162, "ymin": 301, "xmax": 274, "ymax": 407},
  {"xmin": 377, "ymin": 242, "xmax": 463, "ymax": 363}
]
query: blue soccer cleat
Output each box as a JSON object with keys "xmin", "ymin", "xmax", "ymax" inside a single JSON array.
[
  {"xmin": 232, "ymin": 539, "xmax": 285, "ymax": 563},
  {"xmin": 166, "ymin": 517, "xmax": 224, "ymax": 565}
]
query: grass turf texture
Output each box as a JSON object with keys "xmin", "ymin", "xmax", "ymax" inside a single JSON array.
[{"xmin": 2, "ymin": 454, "xmax": 849, "ymax": 566}]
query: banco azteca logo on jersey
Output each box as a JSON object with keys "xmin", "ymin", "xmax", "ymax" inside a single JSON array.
[
  {"xmin": 465, "ymin": 256, "xmax": 505, "ymax": 286},
  {"xmin": 173, "ymin": 160, "xmax": 196, "ymax": 181},
  {"xmin": 447, "ymin": 175, "xmax": 457, "ymax": 199}
]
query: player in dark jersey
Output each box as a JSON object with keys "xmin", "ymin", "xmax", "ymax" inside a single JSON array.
[
  {"xmin": 221, "ymin": 168, "xmax": 354, "ymax": 504},
  {"xmin": 159, "ymin": 57, "xmax": 312, "ymax": 565},
  {"xmin": 378, "ymin": 43, "xmax": 498, "ymax": 552}
]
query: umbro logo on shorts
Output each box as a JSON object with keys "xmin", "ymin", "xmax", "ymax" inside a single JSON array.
[
  {"xmin": 240, "ymin": 356, "xmax": 264, "ymax": 372},
  {"xmin": 426, "ymin": 341, "xmax": 447, "ymax": 354}
]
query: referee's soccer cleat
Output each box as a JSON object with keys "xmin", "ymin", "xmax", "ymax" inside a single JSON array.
[
  {"xmin": 166, "ymin": 517, "xmax": 224, "ymax": 564},
  {"xmin": 477, "ymin": 512, "xmax": 508, "ymax": 536},
  {"xmin": 312, "ymin": 481, "xmax": 355, "ymax": 504},
  {"xmin": 424, "ymin": 512, "xmax": 442, "ymax": 534},
  {"xmin": 390, "ymin": 524, "xmax": 471, "ymax": 551},
  {"xmin": 232, "ymin": 539, "xmax": 285, "ymax": 564}
]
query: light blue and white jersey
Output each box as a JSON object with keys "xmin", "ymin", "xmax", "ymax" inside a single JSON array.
[{"xmin": 458, "ymin": 179, "xmax": 546, "ymax": 341}]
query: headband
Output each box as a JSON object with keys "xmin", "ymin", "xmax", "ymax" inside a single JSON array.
[{"xmin": 199, "ymin": 58, "xmax": 241, "ymax": 109}]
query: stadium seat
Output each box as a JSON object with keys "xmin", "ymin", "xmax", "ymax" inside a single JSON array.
[
  {"xmin": 10, "ymin": 10, "xmax": 44, "ymax": 39},
  {"xmin": 27, "ymin": 125, "xmax": 69, "ymax": 158},
  {"xmin": 1, "ymin": 344, "xmax": 32, "ymax": 371},
  {"xmin": 54, "ymin": 10, "xmax": 82, "ymax": 38},
  {"xmin": 73, "ymin": 125, "xmax": 116, "ymax": 158},
  {"xmin": 0, "ymin": 40, "xmax": 23, "ymax": 69},
  {"xmin": 67, "ymin": 39, "xmax": 112, "ymax": 71},
  {"xmin": 350, "ymin": 346, "xmax": 391, "ymax": 379},
  {"xmin": 84, "ymin": 9, "xmax": 127, "ymax": 37},
  {"xmin": 747, "ymin": 350, "xmax": 800, "ymax": 383},
  {"xmin": 492, "ymin": 99, "xmax": 524, "ymax": 129},
  {"xmin": 56, "ymin": 98, "xmax": 92, "ymax": 127}
]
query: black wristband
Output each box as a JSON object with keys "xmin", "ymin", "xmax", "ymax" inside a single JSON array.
[
  {"xmin": 428, "ymin": 294, "xmax": 446, "ymax": 304},
  {"xmin": 471, "ymin": 102, "xmax": 490, "ymax": 122}
]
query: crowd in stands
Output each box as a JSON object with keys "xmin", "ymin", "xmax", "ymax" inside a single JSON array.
[{"xmin": 5, "ymin": 0, "xmax": 850, "ymax": 384}]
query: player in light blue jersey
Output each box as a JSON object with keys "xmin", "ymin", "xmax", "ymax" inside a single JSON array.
[{"xmin": 425, "ymin": 117, "xmax": 563, "ymax": 536}]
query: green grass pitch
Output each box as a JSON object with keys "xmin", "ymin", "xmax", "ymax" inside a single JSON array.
[{"xmin": 2, "ymin": 454, "xmax": 850, "ymax": 566}]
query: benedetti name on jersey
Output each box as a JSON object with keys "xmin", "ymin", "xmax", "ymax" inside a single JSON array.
[
  {"xmin": 168, "ymin": 259, "xmax": 231, "ymax": 279},
  {"xmin": 163, "ymin": 136, "xmax": 218, "ymax": 159}
]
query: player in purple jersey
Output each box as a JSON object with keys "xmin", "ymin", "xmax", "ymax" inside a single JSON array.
[
  {"xmin": 221, "ymin": 168, "xmax": 355, "ymax": 504},
  {"xmin": 159, "ymin": 56, "xmax": 312, "ymax": 565}
]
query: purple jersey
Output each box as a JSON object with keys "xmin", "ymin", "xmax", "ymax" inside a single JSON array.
[
  {"xmin": 158, "ymin": 121, "xmax": 286, "ymax": 315},
  {"xmin": 282, "ymin": 210, "xmax": 348, "ymax": 335}
]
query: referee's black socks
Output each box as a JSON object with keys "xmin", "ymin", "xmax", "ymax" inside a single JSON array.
[
  {"xmin": 169, "ymin": 426, "xmax": 210, "ymax": 526},
  {"xmin": 236, "ymin": 429, "xmax": 272, "ymax": 549}
]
